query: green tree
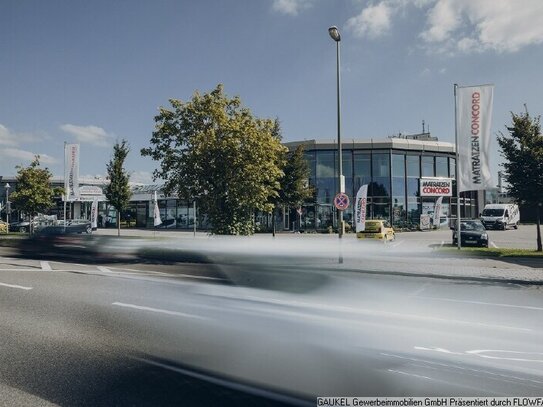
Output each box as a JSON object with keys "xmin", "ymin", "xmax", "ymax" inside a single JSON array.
[
  {"xmin": 104, "ymin": 140, "xmax": 132, "ymax": 237},
  {"xmin": 497, "ymin": 110, "xmax": 543, "ymax": 251},
  {"xmin": 9, "ymin": 156, "xmax": 61, "ymax": 233},
  {"xmin": 141, "ymin": 84, "xmax": 286, "ymax": 235},
  {"xmin": 273, "ymin": 144, "xmax": 313, "ymax": 235}
]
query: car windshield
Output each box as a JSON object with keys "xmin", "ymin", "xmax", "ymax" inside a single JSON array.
[
  {"xmin": 482, "ymin": 208, "xmax": 504, "ymax": 216},
  {"xmin": 460, "ymin": 221, "xmax": 485, "ymax": 231}
]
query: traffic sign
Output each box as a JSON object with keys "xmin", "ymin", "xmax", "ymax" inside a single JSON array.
[{"xmin": 334, "ymin": 193, "xmax": 350, "ymax": 211}]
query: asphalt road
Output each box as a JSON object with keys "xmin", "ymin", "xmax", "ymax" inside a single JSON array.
[{"xmin": 1, "ymin": 253, "xmax": 543, "ymax": 405}]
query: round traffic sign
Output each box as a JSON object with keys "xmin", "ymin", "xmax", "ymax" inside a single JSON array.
[{"xmin": 334, "ymin": 193, "xmax": 350, "ymax": 211}]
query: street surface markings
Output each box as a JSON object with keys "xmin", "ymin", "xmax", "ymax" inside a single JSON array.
[
  {"xmin": 491, "ymin": 241, "xmax": 499, "ymax": 248},
  {"xmin": 198, "ymin": 292, "xmax": 531, "ymax": 332},
  {"xmin": 387, "ymin": 369, "xmax": 434, "ymax": 381},
  {"xmin": 415, "ymin": 347, "xmax": 543, "ymax": 363},
  {"xmin": 416, "ymin": 296, "xmax": 543, "ymax": 311},
  {"xmin": 381, "ymin": 352, "xmax": 543, "ymax": 387},
  {"xmin": 97, "ymin": 266, "xmax": 112, "ymax": 273},
  {"xmin": 112, "ymin": 302, "xmax": 209, "ymax": 320},
  {"xmin": 0, "ymin": 281, "xmax": 33, "ymax": 290},
  {"xmin": 410, "ymin": 282, "xmax": 430, "ymax": 297},
  {"xmin": 40, "ymin": 261, "xmax": 52, "ymax": 271}
]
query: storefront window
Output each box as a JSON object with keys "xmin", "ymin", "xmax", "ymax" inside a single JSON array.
[
  {"xmin": 422, "ymin": 156, "xmax": 434, "ymax": 177},
  {"xmin": 316, "ymin": 151, "xmax": 335, "ymax": 204}
]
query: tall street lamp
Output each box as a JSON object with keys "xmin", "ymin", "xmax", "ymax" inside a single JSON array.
[
  {"xmin": 329, "ymin": 25, "xmax": 344, "ymax": 238},
  {"xmin": 5, "ymin": 183, "xmax": 10, "ymax": 233}
]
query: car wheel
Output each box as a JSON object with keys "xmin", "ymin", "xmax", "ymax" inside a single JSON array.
[
  {"xmin": 86, "ymin": 225, "xmax": 92, "ymax": 234},
  {"xmin": 19, "ymin": 227, "xmax": 27, "ymax": 233},
  {"xmin": 514, "ymin": 222, "xmax": 518, "ymax": 229}
]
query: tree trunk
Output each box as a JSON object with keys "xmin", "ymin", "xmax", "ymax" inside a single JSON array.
[
  {"xmin": 272, "ymin": 208, "xmax": 276, "ymax": 238},
  {"xmin": 117, "ymin": 211, "xmax": 121, "ymax": 237},
  {"xmin": 537, "ymin": 204, "xmax": 542, "ymax": 252}
]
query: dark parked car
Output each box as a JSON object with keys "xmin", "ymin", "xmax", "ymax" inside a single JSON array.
[
  {"xmin": 34, "ymin": 220, "xmax": 92, "ymax": 236},
  {"xmin": 452, "ymin": 220, "xmax": 489, "ymax": 248}
]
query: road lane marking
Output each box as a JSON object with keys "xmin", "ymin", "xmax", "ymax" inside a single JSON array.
[
  {"xmin": 40, "ymin": 261, "xmax": 52, "ymax": 271},
  {"xmin": 387, "ymin": 369, "xmax": 434, "ymax": 381},
  {"xmin": 112, "ymin": 302, "xmax": 208, "ymax": 320},
  {"xmin": 0, "ymin": 282, "xmax": 33, "ymax": 290},
  {"xmin": 491, "ymin": 241, "xmax": 499, "ymax": 248},
  {"xmin": 97, "ymin": 266, "xmax": 112, "ymax": 273},
  {"xmin": 417, "ymin": 296, "xmax": 543, "ymax": 311},
  {"xmin": 198, "ymin": 292, "xmax": 531, "ymax": 332},
  {"xmin": 410, "ymin": 282, "xmax": 430, "ymax": 297},
  {"xmin": 381, "ymin": 352, "xmax": 543, "ymax": 386}
]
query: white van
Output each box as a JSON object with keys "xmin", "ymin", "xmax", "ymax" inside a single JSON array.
[{"xmin": 480, "ymin": 204, "xmax": 520, "ymax": 230}]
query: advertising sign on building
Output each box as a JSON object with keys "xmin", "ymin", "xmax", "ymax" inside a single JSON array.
[{"xmin": 420, "ymin": 178, "xmax": 453, "ymax": 197}]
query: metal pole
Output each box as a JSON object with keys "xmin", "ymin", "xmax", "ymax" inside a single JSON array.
[
  {"xmin": 193, "ymin": 200, "xmax": 196, "ymax": 237},
  {"xmin": 5, "ymin": 185, "xmax": 9, "ymax": 234},
  {"xmin": 336, "ymin": 39, "xmax": 343, "ymax": 238},
  {"xmin": 63, "ymin": 142, "xmax": 67, "ymax": 233},
  {"xmin": 454, "ymin": 84, "xmax": 461, "ymax": 250}
]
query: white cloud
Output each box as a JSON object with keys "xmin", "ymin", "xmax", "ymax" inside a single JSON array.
[
  {"xmin": 0, "ymin": 124, "xmax": 49, "ymax": 146},
  {"xmin": 346, "ymin": 2, "xmax": 393, "ymax": 39},
  {"xmin": 272, "ymin": 0, "xmax": 314, "ymax": 16},
  {"xmin": 0, "ymin": 148, "xmax": 57, "ymax": 165},
  {"xmin": 60, "ymin": 124, "xmax": 113, "ymax": 147},
  {"xmin": 347, "ymin": 0, "xmax": 543, "ymax": 54}
]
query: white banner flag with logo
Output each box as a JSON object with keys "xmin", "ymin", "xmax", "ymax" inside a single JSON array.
[
  {"xmin": 90, "ymin": 198, "xmax": 98, "ymax": 230},
  {"xmin": 153, "ymin": 191, "xmax": 162, "ymax": 227},
  {"xmin": 64, "ymin": 143, "xmax": 80, "ymax": 201},
  {"xmin": 433, "ymin": 196, "xmax": 443, "ymax": 228},
  {"xmin": 456, "ymin": 84, "xmax": 494, "ymax": 192},
  {"xmin": 355, "ymin": 184, "xmax": 368, "ymax": 232}
]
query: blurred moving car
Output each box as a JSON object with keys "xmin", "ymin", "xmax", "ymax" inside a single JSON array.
[
  {"xmin": 35, "ymin": 220, "xmax": 92, "ymax": 236},
  {"xmin": 9, "ymin": 220, "xmax": 31, "ymax": 233},
  {"xmin": 356, "ymin": 219, "xmax": 395, "ymax": 242},
  {"xmin": 452, "ymin": 219, "xmax": 489, "ymax": 247}
]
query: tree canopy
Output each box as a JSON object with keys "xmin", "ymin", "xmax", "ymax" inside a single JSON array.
[
  {"xmin": 104, "ymin": 140, "xmax": 132, "ymax": 236},
  {"xmin": 277, "ymin": 144, "xmax": 313, "ymax": 209},
  {"xmin": 141, "ymin": 84, "xmax": 286, "ymax": 235},
  {"xmin": 9, "ymin": 156, "xmax": 60, "ymax": 227},
  {"xmin": 497, "ymin": 110, "xmax": 543, "ymax": 251}
]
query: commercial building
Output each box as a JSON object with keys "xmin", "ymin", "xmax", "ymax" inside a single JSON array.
[{"xmin": 1, "ymin": 133, "xmax": 490, "ymax": 231}]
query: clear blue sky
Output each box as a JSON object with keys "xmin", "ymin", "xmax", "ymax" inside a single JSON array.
[{"xmin": 2, "ymin": 0, "xmax": 542, "ymax": 182}]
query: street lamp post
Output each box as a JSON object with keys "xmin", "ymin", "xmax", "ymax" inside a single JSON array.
[
  {"xmin": 329, "ymin": 25, "xmax": 344, "ymax": 238},
  {"xmin": 5, "ymin": 183, "xmax": 10, "ymax": 233}
]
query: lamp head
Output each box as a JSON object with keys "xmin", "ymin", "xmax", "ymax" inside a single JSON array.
[{"xmin": 328, "ymin": 26, "xmax": 341, "ymax": 42}]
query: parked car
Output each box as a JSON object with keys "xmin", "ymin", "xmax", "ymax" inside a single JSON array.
[
  {"xmin": 34, "ymin": 220, "xmax": 92, "ymax": 236},
  {"xmin": 452, "ymin": 219, "xmax": 489, "ymax": 247},
  {"xmin": 356, "ymin": 219, "xmax": 395, "ymax": 242},
  {"xmin": 0, "ymin": 220, "xmax": 7, "ymax": 233}
]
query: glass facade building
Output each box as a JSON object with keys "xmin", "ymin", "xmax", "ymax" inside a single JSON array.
[{"xmin": 284, "ymin": 137, "xmax": 481, "ymax": 231}]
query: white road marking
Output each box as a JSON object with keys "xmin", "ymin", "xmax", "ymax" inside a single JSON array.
[
  {"xmin": 466, "ymin": 349, "xmax": 543, "ymax": 363},
  {"xmin": 382, "ymin": 352, "xmax": 543, "ymax": 386},
  {"xmin": 97, "ymin": 266, "xmax": 112, "ymax": 273},
  {"xmin": 112, "ymin": 302, "xmax": 208, "ymax": 320},
  {"xmin": 0, "ymin": 282, "xmax": 33, "ymax": 290},
  {"xmin": 417, "ymin": 296, "xmax": 543, "ymax": 311},
  {"xmin": 440, "ymin": 241, "xmax": 445, "ymax": 248},
  {"xmin": 410, "ymin": 282, "xmax": 430, "ymax": 297},
  {"xmin": 40, "ymin": 261, "xmax": 52, "ymax": 271},
  {"xmin": 491, "ymin": 241, "xmax": 499, "ymax": 248},
  {"xmin": 0, "ymin": 268, "xmax": 41, "ymax": 272},
  {"xmin": 198, "ymin": 292, "xmax": 531, "ymax": 332},
  {"xmin": 387, "ymin": 369, "xmax": 434, "ymax": 381}
]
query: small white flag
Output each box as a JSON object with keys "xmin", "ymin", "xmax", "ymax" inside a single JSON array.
[
  {"xmin": 355, "ymin": 184, "xmax": 368, "ymax": 233},
  {"xmin": 90, "ymin": 198, "xmax": 98, "ymax": 230},
  {"xmin": 433, "ymin": 196, "xmax": 443, "ymax": 229},
  {"xmin": 153, "ymin": 191, "xmax": 162, "ymax": 227}
]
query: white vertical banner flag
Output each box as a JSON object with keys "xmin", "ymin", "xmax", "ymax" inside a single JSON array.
[
  {"xmin": 64, "ymin": 143, "xmax": 80, "ymax": 201},
  {"xmin": 456, "ymin": 84, "xmax": 494, "ymax": 192},
  {"xmin": 90, "ymin": 198, "xmax": 98, "ymax": 230},
  {"xmin": 153, "ymin": 191, "xmax": 162, "ymax": 227},
  {"xmin": 355, "ymin": 184, "xmax": 368, "ymax": 233},
  {"xmin": 433, "ymin": 196, "xmax": 443, "ymax": 228}
]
